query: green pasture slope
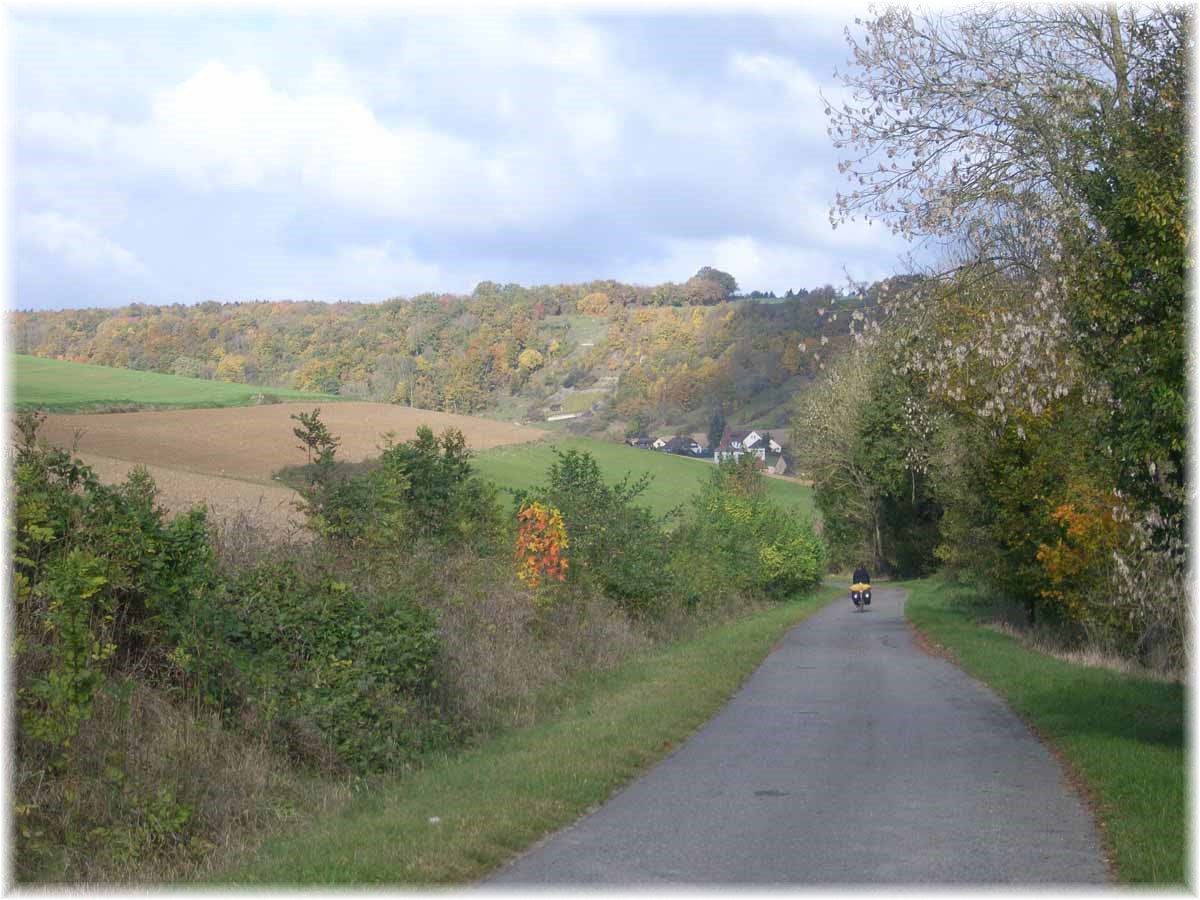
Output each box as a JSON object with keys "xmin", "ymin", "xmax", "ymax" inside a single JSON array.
[
  {"xmin": 11, "ymin": 355, "xmax": 337, "ymax": 411},
  {"xmin": 474, "ymin": 436, "xmax": 814, "ymax": 520}
]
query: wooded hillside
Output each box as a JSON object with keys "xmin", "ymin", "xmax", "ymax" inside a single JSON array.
[{"xmin": 12, "ymin": 271, "xmax": 914, "ymax": 435}]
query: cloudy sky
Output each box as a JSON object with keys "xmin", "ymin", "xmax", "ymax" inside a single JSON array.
[{"xmin": 11, "ymin": 7, "xmax": 915, "ymax": 312}]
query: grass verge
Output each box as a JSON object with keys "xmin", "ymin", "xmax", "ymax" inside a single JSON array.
[
  {"xmin": 904, "ymin": 576, "xmax": 1185, "ymax": 885},
  {"xmin": 206, "ymin": 585, "xmax": 841, "ymax": 886}
]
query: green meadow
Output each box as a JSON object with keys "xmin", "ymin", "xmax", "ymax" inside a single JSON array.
[
  {"xmin": 474, "ymin": 436, "xmax": 814, "ymax": 520},
  {"xmin": 11, "ymin": 354, "xmax": 338, "ymax": 411}
]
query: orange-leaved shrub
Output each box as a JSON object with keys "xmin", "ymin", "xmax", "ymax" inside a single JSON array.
[
  {"xmin": 1036, "ymin": 483, "xmax": 1125, "ymax": 632},
  {"xmin": 514, "ymin": 501, "xmax": 569, "ymax": 589}
]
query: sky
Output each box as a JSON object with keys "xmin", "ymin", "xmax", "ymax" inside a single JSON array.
[{"xmin": 10, "ymin": 5, "xmax": 916, "ymax": 312}]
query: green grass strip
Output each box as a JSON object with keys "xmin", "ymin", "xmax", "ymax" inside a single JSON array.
[
  {"xmin": 473, "ymin": 435, "xmax": 814, "ymax": 520},
  {"xmin": 12, "ymin": 354, "xmax": 338, "ymax": 411},
  {"xmin": 208, "ymin": 586, "xmax": 841, "ymax": 886},
  {"xmin": 904, "ymin": 576, "xmax": 1185, "ymax": 885}
]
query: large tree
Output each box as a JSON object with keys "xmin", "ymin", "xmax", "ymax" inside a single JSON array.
[
  {"xmin": 693, "ymin": 266, "xmax": 739, "ymax": 298},
  {"xmin": 792, "ymin": 347, "xmax": 884, "ymax": 569},
  {"xmin": 819, "ymin": 6, "xmax": 1188, "ymax": 651},
  {"xmin": 827, "ymin": 7, "xmax": 1177, "ymax": 254},
  {"xmin": 828, "ymin": 5, "xmax": 1188, "ymax": 492}
]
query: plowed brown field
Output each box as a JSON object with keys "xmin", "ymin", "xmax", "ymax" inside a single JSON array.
[
  {"xmin": 39, "ymin": 403, "xmax": 545, "ymax": 533},
  {"xmin": 78, "ymin": 453, "xmax": 310, "ymax": 535}
]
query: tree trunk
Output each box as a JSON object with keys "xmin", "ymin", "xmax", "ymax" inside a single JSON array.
[
  {"xmin": 1107, "ymin": 5, "xmax": 1130, "ymax": 110},
  {"xmin": 874, "ymin": 514, "xmax": 884, "ymax": 573}
]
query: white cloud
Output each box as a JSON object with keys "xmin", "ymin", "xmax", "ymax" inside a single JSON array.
[
  {"xmin": 18, "ymin": 110, "xmax": 112, "ymax": 155},
  {"xmin": 18, "ymin": 211, "xmax": 151, "ymax": 280},
  {"xmin": 324, "ymin": 241, "xmax": 453, "ymax": 299},
  {"xmin": 728, "ymin": 50, "xmax": 851, "ymax": 125},
  {"xmin": 240, "ymin": 239, "xmax": 465, "ymax": 301},
  {"xmin": 767, "ymin": 5, "xmax": 876, "ymax": 47},
  {"xmin": 623, "ymin": 233, "xmax": 903, "ymax": 294},
  {"xmin": 13, "ymin": 13, "xmax": 920, "ymax": 307},
  {"xmin": 126, "ymin": 60, "xmax": 562, "ymax": 228}
]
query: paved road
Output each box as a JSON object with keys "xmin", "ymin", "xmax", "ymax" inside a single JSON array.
[{"xmin": 487, "ymin": 587, "xmax": 1109, "ymax": 886}]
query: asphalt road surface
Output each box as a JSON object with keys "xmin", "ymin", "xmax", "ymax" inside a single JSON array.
[{"xmin": 487, "ymin": 586, "xmax": 1109, "ymax": 887}]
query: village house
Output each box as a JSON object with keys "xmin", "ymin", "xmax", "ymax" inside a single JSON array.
[
  {"xmin": 647, "ymin": 435, "xmax": 702, "ymax": 455},
  {"xmin": 713, "ymin": 427, "xmax": 785, "ymax": 465},
  {"xmin": 659, "ymin": 435, "xmax": 703, "ymax": 456}
]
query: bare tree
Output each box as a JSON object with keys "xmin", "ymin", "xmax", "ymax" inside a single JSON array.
[
  {"xmin": 826, "ymin": 6, "xmax": 1173, "ymax": 263},
  {"xmin": 829, "ymin": 6, "xmax": 1184, "ymax": 427}
]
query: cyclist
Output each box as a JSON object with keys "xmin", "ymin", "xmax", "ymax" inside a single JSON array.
[
  {"xmin": 852, "ymin": 562, "xmax": 870, "ymax": 587},
  {"xmin": 851, "ymin": 562, "xmax": 871, "ymax": 609}
]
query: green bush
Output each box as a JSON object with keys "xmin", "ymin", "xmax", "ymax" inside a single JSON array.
[
  {"xmin": 11, "ymin": 412, "xmax": 455, "ymax": 882},
  {"xmin": 226, "ymin": 562, "xmax": 449, "ymax": 772},
  {"xmin": 11, "ymin": 413, "xmax": 246, "ymax": 880},
  {"xmin": 672, "ymin": 457, "xmax": 827, "ymax": 604},
  {"xmin": 12, "ymin": 414, "xmax": 228, "ymax": 757},
  {"xmin": 520, "ymin": 449, "xmax": 674, "ymax": 618},
  {"xmin": 296, "ymin": 424, "xmax": 503, "ymax": 552}
]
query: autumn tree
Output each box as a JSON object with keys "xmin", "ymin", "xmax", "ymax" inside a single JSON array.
[
  {"xmin": 517, "ymin": 348, "xmax": 545, "ymax": 372},
  {"xmin": 693, "ymin": 266, "xmax": 739, "ymax": 298},
  {"xmin": 1060, "ymin": 11, "xmax": 1189, "ymax": 523},
  {"xmin": 514, "ymin": 502, "xmax": 569, "ymax": 591},
  {"xmin": 576, "ymin": 292, "xmax": 610, "ymax": 316},
  {"xmin": 829, "ymin": 8, "xmax": 1187, "ymax": 422},
  {"xmin": 792, "ymin": 347, "xmax": 883, "ymax": 568},
  {"xmin": 823, "ymin": 5, "xmax": 1188, "ymax": 654}
]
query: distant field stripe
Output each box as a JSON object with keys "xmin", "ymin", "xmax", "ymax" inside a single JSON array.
[
  {"xmin": 11, "ymin": 354, "xmax": 337, "ymax": 411},
  {"xmin": 473, "ymin": 436, "xmax": 813, "ymax": 520}
]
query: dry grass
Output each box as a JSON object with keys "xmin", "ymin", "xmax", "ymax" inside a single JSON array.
[
  {"xmin": 412, "ymin": 552, "xmax": 647, "ymax": 730},
  {"xmin": 208, "ymin": 506, "xmax": 313, "ymax": 572},
  {"xmin": 414, "ymin": 551, "xmax": 782, "ymax": 733},
  {"xmin": 15, "ymin": 682, "xmax": 350, "ymax": 885},
  {"xmin": 981, "ymin": 620, "xmax": 1184, "ymax": 684},
  {"xmin": 78, "ymin": 452, "xmax": 307, "ymax": 537}
]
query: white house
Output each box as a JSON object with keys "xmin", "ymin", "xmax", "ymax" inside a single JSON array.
[
  {"xmin": 713, "ymin": 427, "xmax": 784, "ymax": 464},
  {"xmin": 744, "ymin": 434, "xmax": 782, "ymax": 453},
  {"xmin": 713, "ymin": 428, "xmax": 766, "ymax": 463}
]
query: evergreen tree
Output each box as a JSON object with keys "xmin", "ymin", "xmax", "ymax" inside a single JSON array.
[{"xmin": 707, "ymin": 408, "xmax": 726, "ymax": 450}]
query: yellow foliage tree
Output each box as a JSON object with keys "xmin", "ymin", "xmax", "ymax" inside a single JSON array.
[
  {"xmin": 1036, "ymin": 484, "xmax": 1125, "ymax": 628},
  {"xmin": 215, "ymin": 354, "xmax": 246, "ymax": 383},
  {"xmin": 517, "ymin": 348, "xmax": 545, "ymax": 372},
  {"xmin": 577, "ymin": 292, "xmax": 610, "ymax": 315}
]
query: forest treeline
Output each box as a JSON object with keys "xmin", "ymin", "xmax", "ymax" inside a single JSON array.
[
  {"xmin": 794, "ymin": 6, "xmax": 1188, "ymax": 670},
  {"xmin": 11, "ymin": 271, "xmax": 915, "ymax": 435}
]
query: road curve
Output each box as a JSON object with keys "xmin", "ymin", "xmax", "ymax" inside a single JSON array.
[{"xmin": 486, "ymin": 586, "xmax": 1109, "ymax": 886}]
